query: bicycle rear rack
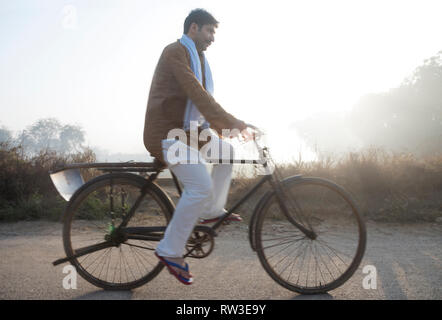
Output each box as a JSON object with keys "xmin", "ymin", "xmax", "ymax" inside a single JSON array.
[
  {"xmin": 49, "ymin": 158, "xmax": 266, "ymax": 201},
  {"xmin": 49, "ymin": 161, "xmax": 161, "ymax": 201}
]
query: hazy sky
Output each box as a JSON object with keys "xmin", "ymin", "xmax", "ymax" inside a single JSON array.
[{"xmin": 1, "ymin": 0, "xmax": 441, "ymax": 162}]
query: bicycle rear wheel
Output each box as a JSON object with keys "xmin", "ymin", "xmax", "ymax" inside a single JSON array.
[
  {"xmin": 63, "ymin": 173, "xmax": 174, "ymax": 290},
  {"xmin": 254, "ymin": 176, "xmax": 366, "ymax": 294}
]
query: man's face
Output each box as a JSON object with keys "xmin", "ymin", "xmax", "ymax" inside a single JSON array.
[{"xmin": 192, "ymin": 24, "xmax": 216, "ymax": 52}]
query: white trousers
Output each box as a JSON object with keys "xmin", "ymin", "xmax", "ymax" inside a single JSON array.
[{"xmin": 156, "ymin": 132, "xmax": 234, "ymax": 258}]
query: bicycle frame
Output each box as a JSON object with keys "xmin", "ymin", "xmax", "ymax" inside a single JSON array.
[
  {"xmin": 118, "ymin": 142, "xmax": 316, "ymax": 239},
  {"xmin": 211, "ymin": 173, "xmax": 272, "ymax": 231}
]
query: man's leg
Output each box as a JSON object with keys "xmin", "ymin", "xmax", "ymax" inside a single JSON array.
[
  {"xmin": 156, "ymin": 139, "xmax": 212, "ymax": 258},
  {"xmin": 201, "ymin": 133, "xmax": 235, "ymax": 219},
  {"xmin": 156, "ymin": 161, "xmax": 212, "ymax": 258}
]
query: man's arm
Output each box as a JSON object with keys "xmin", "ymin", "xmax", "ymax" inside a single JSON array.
[{"xmin": 164, "ymin": 44, "xmax": 247, "ymax": 133}]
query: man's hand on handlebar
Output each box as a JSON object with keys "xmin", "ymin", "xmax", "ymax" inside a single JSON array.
[
  {"xmin": 222, "ymin": 124, "xmax": 262, "ymax": 142},
  {"xmin": 240, "ymin": 127, "xmax": 254, "ymax": 142},
  {"xmin": 240, "ymin": 123, "xmax": 262, "ymax": 142}
]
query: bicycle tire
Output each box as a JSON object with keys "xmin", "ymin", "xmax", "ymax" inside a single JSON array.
[
  {"xmin": 254, "ymin": 176, "xmax": 366, "ymax": 294},
  {"xmin": 62, "ymin": 173, "xmax": 174, "ymax": 290}
]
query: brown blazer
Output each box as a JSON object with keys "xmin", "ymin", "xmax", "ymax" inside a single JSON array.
[{"xmin": 143, "ymin": 40, "xmax": 247, "ymax": 165}]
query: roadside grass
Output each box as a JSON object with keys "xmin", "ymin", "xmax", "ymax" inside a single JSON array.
[{"xmin": 228, "ymin": 148, "xmax": 442, "ymax": 223}]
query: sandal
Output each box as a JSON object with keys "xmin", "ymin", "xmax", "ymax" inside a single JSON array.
[{"xmin": 155, "ymin": 252, "xmax": 193, "ymax": 285}]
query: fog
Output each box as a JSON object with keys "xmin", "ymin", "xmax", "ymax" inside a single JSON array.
[
  {"xmin": 1, "ymin": 1, "xmax": 442, "ymax": 162},
  {"xmin": 293, "ymin": 52, "xmax": 442, "ymax": 157}
]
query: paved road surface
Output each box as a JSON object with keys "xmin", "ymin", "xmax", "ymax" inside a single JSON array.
[{"xmin": 0, "ymin": 220, "xmax": 441, "ymax": 300}]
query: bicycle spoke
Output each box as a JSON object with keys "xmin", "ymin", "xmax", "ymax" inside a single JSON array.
[
  {"xmin": 277, "ymin": 240, "xmax": 308, "ymax": 280},
  {"xmin": 295, "ymin": 240, "xmax": 309, "ymax": 285},
  {"xmin": 129, "ymin": 246, "xmax": 144, "ymax": 279},
  {"xmin": 272, "ymin": 238, "xmax": 306, "ymax": 270},
  {"xmin": 85, "ymin": 247, "xmax": 113, "ymax": 274},
  {"xmin": 98, "ymin": 248, "xmax": 113, "ymax": 281},
  {"xmin": 286, "ymin": 242, "xmax": 307, "ymax": 284},
  {"xmin": 315, "ymin": 240, "xmax": 349, "ymax": 278},
  {"xmin": 262, "ymin": 236, "xmax": 304, "ymax": 253},
  {"xmin": 261, "ymin": 234, "xmax": 305, "ymax": 242},
  {"xmin": 311, "ymin": 240, "xmax": 327, "ymax": 287},
  {"xmin": 315, "ymin": 238, "xmax": 351, "ymax": 265},
  {"xmin": 104, "ymin": 247, "xmax": 113, "ymax": 283},
  {"xmin": 313, "ymin": 241, "xmax": 337, "ymax": 281},
  {"xmin": 119, "ymin": 247, "xmax": 133, "ymax": 283},
  {"xmin": 306, "ymin": 242, "xmax": 314, "ymax": 287},
  {"xmin": 131, "ymin": 244, "xmax": 157, "ymax": 268},
  {"xmin": 122, "ymin": 241, "xmax": 156, "ymax": 251}
]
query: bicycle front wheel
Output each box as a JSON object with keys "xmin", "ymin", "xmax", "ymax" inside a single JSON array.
[
  {"xmin": 63, "ymin": 173, "xmax": 174, "ymax": 290},
  {"xmin": 254, "ymin": 177, "xmax": 366, "ymax": 294}
]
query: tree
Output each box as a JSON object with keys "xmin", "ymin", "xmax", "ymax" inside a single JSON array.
[
  {"xmin": 0, "ymin": 126, "xmax": 12, "ymax": 143},
  {"xmin": 294, "ymin": 50, "xmax": 442, "ymax": 156},
  {"xmin": 59, "ymin": 124, "xmax": 86, "ymax": 153},
  {"xmin": 17, "ymin": 118, "xmax": 85, "ymax": 155},
  {"xmin": 349, "ymin": 51, "xmax": 442, "ymax": 155}
]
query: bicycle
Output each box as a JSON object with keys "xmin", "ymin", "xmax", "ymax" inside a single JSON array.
[{"xmin": 50, "ymin": 129, "xmax": 366, "ymax": 294}]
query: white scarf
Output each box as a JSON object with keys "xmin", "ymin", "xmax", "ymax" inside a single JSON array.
[{"xmin": 179, "ymin": 34, "xmax": 213, "ymax": 131}]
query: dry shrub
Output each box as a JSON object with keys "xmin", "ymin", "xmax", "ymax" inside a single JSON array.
[
  {"xmin": 2, "ymin": 141, "xmax": 440, "ymax": 223},
  {"xmin": 0, "ymin": 142, "xmax": 97, "ymax": 221}
]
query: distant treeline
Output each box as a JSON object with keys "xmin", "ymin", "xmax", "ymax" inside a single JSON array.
[
  {"xmin": 294, "ymin": 51, "xmax": 442, "ymax": 156},
  {"xmin": 0, "ymin": 118, "xmax": 85, "ymax": 156}
]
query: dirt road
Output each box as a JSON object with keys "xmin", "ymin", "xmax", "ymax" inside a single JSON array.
[{"xmin": 0, "ymin": 220, "xmax": 441, "ymax": 300}]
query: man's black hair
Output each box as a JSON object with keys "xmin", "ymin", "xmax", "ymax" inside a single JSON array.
[{"xmin": 183, "ymin": 9, "xmax": 219, "ymax": 34}]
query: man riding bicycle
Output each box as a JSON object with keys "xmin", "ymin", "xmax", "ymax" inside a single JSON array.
[{"xmin": 143, "ymin": 8, "xmax": 255, "ymax": 285}]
